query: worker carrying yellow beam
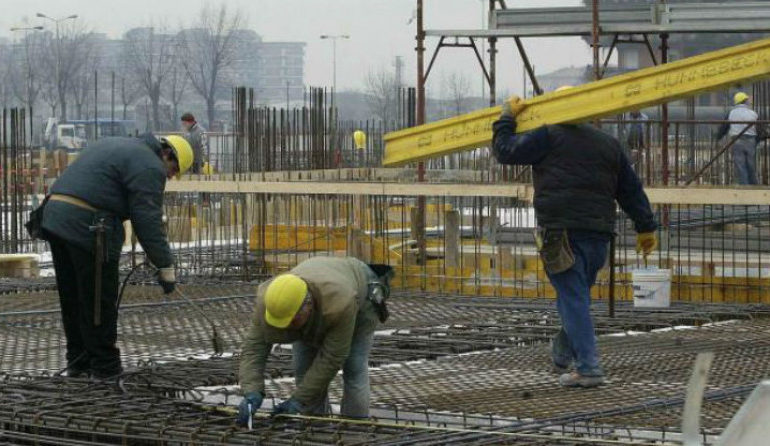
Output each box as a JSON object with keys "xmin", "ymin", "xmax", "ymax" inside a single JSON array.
[
  {"xmin": 27, "ymin": 134, "xmax": 193, "ymax": 380},
  {"xmin": 492, "ymin": 90, "xmax": 658, "ymax": 388},
  {"xmin": 237, "ymin": 257, "xmax": 393, "ymax": 425}
]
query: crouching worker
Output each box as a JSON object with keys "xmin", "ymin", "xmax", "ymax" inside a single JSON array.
[{"xmin": 236, "ymin": 257, "xmax": 393, "ymax": 425}]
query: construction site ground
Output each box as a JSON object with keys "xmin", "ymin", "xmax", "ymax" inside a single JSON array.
[{"xmin": 0, "ymin": 279, "xmax": 768, "ymax": 445}]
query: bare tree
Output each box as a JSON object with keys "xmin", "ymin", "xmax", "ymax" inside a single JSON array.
[
  {"xmin": 364, "ymin": 67, "xmax": 399, "ymax": 122},
  {"xmin": 164, "ymin": 63, "xmax": 188, "ymax": 127},
  {"xmin": 122, "ymin": 25, "xmax": 176, "ymax": 131},
  {"xmin": 446, "ymin": 72, "xmax": 471, "ymax": 116},
  {"xmin": 178, "ymin": 4, "xmax": 243, "ymax": 128},
  {"xmin": 38, "ymin": 20, "xmax": 94, "ymax": 121},
  {"xmin": 40, "ymin": 81, "xmax": 59, "ymax": 117},
  {"xmin": 0, "ymin": 46, "xmax": 11, "ymax": 109},
  {"xmin": 119, "ymin": 76, "xmax": 141, "ymax": 120},
  {"xmin": 70, "ymin": 39, "xmax": 100, "ymax": 119},
  {"xmin": 8, "ymin": 31, "xmax": 46, "ymax": 111}
]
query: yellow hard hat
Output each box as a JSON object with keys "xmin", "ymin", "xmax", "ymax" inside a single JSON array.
[
  {"xmin": 734, "ymin": 92, "xmax": 749, "ymax": 105},
  {"xmin": 264, "ymin": 274, "xmax": 308, "ymax": 328},
  {"xmin": 353, "ymin": 130, "xmax": 367, "ymax": 150},
  {"xmin": 555, "ymin": 85, "xmax": 574, "ymax": 92},
  {"xmin": 159, "ymin": 135, "xmax": 194, "ymax": 179}
]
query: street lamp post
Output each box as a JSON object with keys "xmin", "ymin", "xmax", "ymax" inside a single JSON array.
[
  {"xmin": 36, "ymin": 13, "xmax": 78, "ymax": 120},
  {"xmin": 319, "ymin": 34, "xmax": 349, "ymax": 168},
  {"xmin": 319, "ymin": 34, "xmax": 349, "ymax": 95}
]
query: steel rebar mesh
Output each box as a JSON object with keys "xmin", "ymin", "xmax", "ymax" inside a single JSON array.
[
  {"xmin": 0, "ymin": 374, "xmax": 657, "ymax": 446},
  {"xmin": 276, "ymin": 319, "xmax": 768, "ymax": 435},
  {"xmin": 0, "ymin": 285, "xmax": 768, "ymax": 444},
  {"xmin": 2, "ymin": 285, "xmax": 768, "ymax": 375}
]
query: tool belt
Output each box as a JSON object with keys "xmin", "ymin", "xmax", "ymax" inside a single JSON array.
[
  {"xmin": 535, "ymin": 228, "xmax": 575, "ymax": 275},
  {"xmin": 366, "ymin": 264, "xmax": 394, "ymax": 323},
  {"xmin": 49, "ymin": 194, "xmax": 98, "ymax": 212}
]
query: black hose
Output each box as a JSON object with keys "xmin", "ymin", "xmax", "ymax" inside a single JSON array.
[{"xmin": 116, "ymin": 261, "xmax": 149, "ymax": 310}]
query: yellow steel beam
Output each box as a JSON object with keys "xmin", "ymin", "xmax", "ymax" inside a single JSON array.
[{"xmin": 384, "ymin": 36, "xmax": 770, "ymax": 166}]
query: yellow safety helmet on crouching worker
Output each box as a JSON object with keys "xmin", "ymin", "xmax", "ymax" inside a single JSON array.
[
  {"xmin": 734, "ymin": 92, "xmax": 749, "ymax": 105},
  {"xmin": 159, "ymin": 135, "xmax": 194, "ymax": 179},
  {"xmin": 264, "ymin": 274, "xmax": 308, "ymax": 328}
]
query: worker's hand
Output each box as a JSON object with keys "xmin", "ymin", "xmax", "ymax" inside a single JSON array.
[
  {"xmin": 236, "ymin": 392, "xmax": 264, "ymax": 427},
  {"xmin": 157, "ymin": 267, "xmax": 176, "ymax": 294},
  {"xmin": 202, "ymin": 162, "xmax": 213, "ymax": 175},
  {"xmin": 271, "ymin": 398, "xmax": 303, "ymax": 417},
  {"xmin": 636, "ymin": 232, "xmax": 658, "ymax": 259},
  {"xmin": 501, "ymin": 95, "xmax": 526, "ymax": 119}
]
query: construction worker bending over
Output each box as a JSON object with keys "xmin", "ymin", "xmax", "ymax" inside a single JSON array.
[
  {"xmin": 37, "ymin": 134, "xmax": 193, "ymax": 379},
  {"xmin": 237, "ymin": 257, "xmax": 392, "ymax": 424},
  {"xmin": 491, "ymin": 91, "xmax": 658, "ymax": 388}
]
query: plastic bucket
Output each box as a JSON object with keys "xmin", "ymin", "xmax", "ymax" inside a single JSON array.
[{"xmin": 632, "ymin": 268, "xmax": 672, "ymax": 308}]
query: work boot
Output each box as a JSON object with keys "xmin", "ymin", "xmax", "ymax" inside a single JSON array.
[
  {"xmin": 559, "ymin": 372, "xmax": 605, "ymax": 388},
  {"xmin": 552, "ymin": 362, "xmax": 570, "ymax": 374},
  {"xmin": 91, "ymin": 367, "xmax": 124, "ymax": 382},
  {"xmin": 64, "ymin": 367, "xmax": 90, "ymax": 378}
]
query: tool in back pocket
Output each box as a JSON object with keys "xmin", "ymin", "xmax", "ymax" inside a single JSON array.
[
  {"xmin": 89, "ymin": 217, "xmax": 108, "ymax": 327},
  {"xmin": 535, "ymin": 228, "xmax": 575, "ymax": 275}
]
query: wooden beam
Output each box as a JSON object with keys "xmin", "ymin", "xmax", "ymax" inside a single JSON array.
[{"xmin": 166, "ymin": 180, "xmax": 770, "ymax": 205}]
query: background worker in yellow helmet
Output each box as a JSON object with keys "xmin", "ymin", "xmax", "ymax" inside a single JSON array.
[
  {"xmin": 716, "ymin": 92, "xmax": 760, "ymax": 185},
  {"xmin": 237, "ymin": 256, "xmax": 393, "ymax": 424},
  {"xmin": 492, "ymin": 91, "xmax": 658, "ymax": 388},
  {"xmin": 34, "ymin": 133, "xmax": 193, "ymax": 379}
]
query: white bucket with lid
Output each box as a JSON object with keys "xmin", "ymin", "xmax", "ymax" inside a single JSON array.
[{"xmin": 632, "ymin": 268, "xmax": 672, "ymax": 308}]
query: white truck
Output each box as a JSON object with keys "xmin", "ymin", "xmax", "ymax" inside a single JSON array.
[{"xmin": 43, "ymin": 118, "xmax": 87, "ymax": 152}]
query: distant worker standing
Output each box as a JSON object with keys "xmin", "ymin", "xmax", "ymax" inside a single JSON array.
[
  {"xmin": 237, "ymin": 257, "xmax": 392, "ymax": 425},
  {"xmin": 717, "ymin": 92, "xmax": 759, "ymax": 185},
  {"xmin": 491, "ymin": 92, "xmax": 658, "ymax": 388},
  {"xmin": 38, "ymin": 134, "xmax": 193, "ymax": 379},
  {"xmin": 181, "ymin": 113, "xmax": 208, "ymax": 174},
  {"xmin": 625, "ymin": 109, "xmax": 649, "ymax": 159}
]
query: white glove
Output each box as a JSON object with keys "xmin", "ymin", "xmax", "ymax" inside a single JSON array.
[{"xmin": 158, "ymin": 267, "xmax": 176, "ymax": 294}]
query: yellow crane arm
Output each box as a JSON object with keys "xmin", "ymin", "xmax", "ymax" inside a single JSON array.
[{"xmin": 383, "ymin": 36, "xmax": 770, "ymax": 167}]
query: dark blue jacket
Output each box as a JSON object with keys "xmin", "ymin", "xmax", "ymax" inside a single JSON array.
[
  {"xmin": 42, "ymin": 134, "xmax": 173, "ymax": 268},
  {"xmin": 492, "ymin": 116, "xmax": 657, "ymax": 234}
]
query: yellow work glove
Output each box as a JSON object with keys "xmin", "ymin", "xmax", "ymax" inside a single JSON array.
[
  {"xmin": 636, "ymin": 232, "xmax": 658, "ymax": 259},
  {"xmin": 501, "ymin": 95, "xmax": 526, "ymax": 118},
  {"xmin": 202, "ymin": 162, "xmax": 213, "ymax": 175}
]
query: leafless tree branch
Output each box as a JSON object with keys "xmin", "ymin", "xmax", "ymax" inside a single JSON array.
[{"xmin": 177, "ymin": 3, "xmax": 244, "ymax": 128}]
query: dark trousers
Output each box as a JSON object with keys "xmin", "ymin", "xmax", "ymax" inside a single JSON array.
[{"xmin": 49, "ymin": 234, "xmax": 122, "ymax": 376}]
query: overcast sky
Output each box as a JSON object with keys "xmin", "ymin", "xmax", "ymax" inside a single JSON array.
[{"xmin": 3, "ymin": 0, "xmax": 588, "ymax": 97}]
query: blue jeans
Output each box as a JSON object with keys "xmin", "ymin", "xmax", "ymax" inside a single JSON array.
[
  {"xmin": 292, "ymin": 315, "xmax": 376, "ymax": 417},
  {"xmin": 293, "ymin": 266, "xmax": 379, "ymax": 418},
  {"xmin": 547, "ymin": 231, "xmax": 609, "ymax": 377},
  {"xmin": 733, "ymin": 137, "xmax": 758, "ymax": 185}
]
